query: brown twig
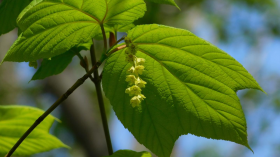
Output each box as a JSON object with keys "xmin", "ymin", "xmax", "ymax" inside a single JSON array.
[
  {"xmin": 90, "ymin": 37, "xmax": 113, "ymax": 155},
  {"xmin": 5, "ymin": 61, "xmax": 101, "ymax": 157}
]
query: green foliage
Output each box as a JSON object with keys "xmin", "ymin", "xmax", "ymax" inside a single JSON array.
[
  {"xmin": 115, "ymin": 24, "xmax": 135, "ymax": 33},
  {"xmin": 0, "ymin": 0, "xmax": 264, "ymax": 156},
  {"xmin": 94, "ymin": 24, "xmax": 135, "ymax": 40},
  {"xmin": 103, "ymin": 24, "xmax": 263, "ymax": 157},
  {"xmin": 1, "ymin": 0, "xmax": 146, "ymax": 63},
  {"xmin": 104, "ymin": 150, "xmax": 151, "ymax": 157},
  {"xmin": 0, "ymin": 105, "xmax": 68, "ymax": 156},
  {"xmin": 0, "ymin": 0, "xmax": 30, "ymax": 35},
  {"xmin": 145, "ymin": 0, "xmax": 179, "ymax": 9},
  {"xmin": 30, "ymin": 43, "xmax": 91, "ymax": 80},
  {"xmin": 31, "ymin": 49, "xmax": 76, "ymax": 81}
]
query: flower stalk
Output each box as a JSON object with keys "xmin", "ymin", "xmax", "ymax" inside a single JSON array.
[{"xmin": 124, "ymin": 37, "xmax": 147, "ymax": 107}]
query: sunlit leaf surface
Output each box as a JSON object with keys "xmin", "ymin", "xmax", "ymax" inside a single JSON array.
[
  {"xmin": 2, "ymin": 0, "xmax": 146, "ymax": 62},
  {"xmin": 0, "ymin": 105, "xmax": 68, "ymax": 156},
  {"xmin": 103, "ymin": 24, "xmax": 263, "ymax": 157}
]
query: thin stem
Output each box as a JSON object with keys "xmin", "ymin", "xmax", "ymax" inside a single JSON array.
[
  {"xmin": 108, "ymin": 45, "xmax": 126, "ymax": 56},
  {"xmin": 105, "ymin": 37, "xmax": 125, "ymax": 56},
  {"xmin": 90, "ymin": 41, "xmax": 114, "ymax": 155},
  {"xmin": 5, "ymin": 62, "xmax": 101, "ymax": 157},
  {"xmin": 116, "ymin": 37, "xmax": 125, "ymax": 45},
  {"xmin": 76, "ymin": 52, "xmax": 95, "ymax": 82},
  {"xmin": 100, "ymin": 24, "xmax": 107, "ymax": 50},
  {"xmin": 115, "ymin": 30, "xmax": 118, "ymax": 40},
  {"xmin": 76, "ymin": 52, "xmax": 88, "ymax": 71}
]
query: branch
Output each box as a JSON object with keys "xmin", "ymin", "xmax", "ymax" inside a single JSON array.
[
  {"xmin": 5, "ymin": 62, "xmax": 101, "ymax": 157},
  {"xmin": 108, "ymin": 45, "xmax": 126, "ymax": 55},
  {"xmin": 76, "ymin": 52, "xmax": 96, "ymax": 83},
  {"xmin": 46, "ymin": 70, "xmax": 108, "ymax": 157},
  {"xmin": 90, "ymin": 41, "xmax": 114, "ymax": 155},
  {"xmin": 100, "ymin": 24, "xmax": 108, "ymax": 50},
  {"xmin": 106, "ymin": 36, "xmax": 125, "ymax": 55}
]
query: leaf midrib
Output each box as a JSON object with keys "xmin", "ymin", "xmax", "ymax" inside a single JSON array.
[
  {"xmin": 134, "ymin": 41, "xmax": 260, "ymax": 90},
  {"xmin": 107, "ymin": 51, "xmax": 169, "ymax": 156},
  {"xmin": 138, "ymin": 49, "xmax": 233, "ymax": 97},
  {"xmin": 138, "ymin": 48, "xmax": 246, "ymax": 139},
  {"xmin": 160, "ymin": 65, "xmax": 187, "ymax": 134},
  {"xmin": 138, "ymin": 48, "xmax": 241, "ymax": 112},
  {"xmin": 103, "ymin": 2, "xmax": 144, "ymax": 24},
  {"xmin": 46, "ymin": 1, "xmax": 101, "ymax": 23},
  {"xmin": 23, "ymin": 21, "xmax": 97, "ymax": 39},
  {"xmin": 101, "ymin": 0, "xmax": 108, "ymax": 23},
  {"xmin": 143, "ymin": 98, "xmax": 168, "ymax": 156},
  {"xmin": 9, "ymin": 21, "xmax": 96, "ymax": 62}
]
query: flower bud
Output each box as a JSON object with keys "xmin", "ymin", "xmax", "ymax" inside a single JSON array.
[
  {"xmin": 129, "ymin": 43, "xmax": 138, "ymax": 55},
  {"xmin": 125, "ymin": 49, "xmax": 132, "ymax": 55},
  {"xmin": 125, "ymin": 54, "xmax": 134, "ymax": 63},
  {"xmin": 125, "ymin": 37, "xmax": 132, "ymax": 46}
]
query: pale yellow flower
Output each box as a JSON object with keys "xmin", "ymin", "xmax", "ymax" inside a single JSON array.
[
  {"xmin": 130, "ymin": 94, "xmax": 146, "ymax": 107},
  {"xmin": 125, "ymin": 75, "xmax": 137, "ymax": 85},
  {"xmin": 127, "ymin": 66, "xmax": 135, "ymax": 74},
  {"xmin": 126, "ymin": 85, "xmax": 141, "ymax": 96},
  {"xmin": 136, "ymin": 58, "xmax": 145, "ymax": 65},
  {"xmin": 137, "ymin": 94, "xmax": 146, "ymax": 101},
  {"xmin": 130, "ymin": 96, "xmax": 141, "ymax": 107},
  {"xmin": 136, "ymin": 78, "xmax": 147, "ymax": 88},
  {"xmin": 135, "ymin": 65, "xmax": 145, "ymax": 75},
  {"xmin": 125, "ymin": 88, "xmax": 131, "ymax": 95}
]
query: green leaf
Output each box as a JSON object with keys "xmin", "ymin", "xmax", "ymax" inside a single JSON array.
[
  {"xmin": 31, "ymin": 42, "xmax": 91, "ymax": 81},
  {"xmin": 145, "ymin": 0, "xmax": 179, "ymax": 9},
  {"xmin": 0, "ymin": 105, "xmax": 68, "ymax": 156},
  {"xmin": 102, "ymin": 24, "xmax": 263, "ymax": 157},
  {"xmin": 94, "ymin": 24, "xmax": 135, "ymax": 40},
  {"xmin": 104, "ymin": 150, "xmax": 151, "ymax": 157},
  {"xmin": 0, "ymin": 0, "xmax": 30, "ymax": 36},
  {"xmin": 31, "ymin": 48, "xmax": 76, "ymax": 81},
  {"xmin": 115, "ymin": 23, "xmax": 135, "ymax": 32},
  {"xmin": 2, "ymin": 0, "xmax": 146, "ymax": 63}
]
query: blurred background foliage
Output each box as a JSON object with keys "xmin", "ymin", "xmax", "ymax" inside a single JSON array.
[{"xmin": 0, "ymin": 0, "xmax": 279, "ymax": 156}]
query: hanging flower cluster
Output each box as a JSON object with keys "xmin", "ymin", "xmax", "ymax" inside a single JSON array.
[{"xmin": 124, "ymin": 37, "xmax": 147, "ymax": 107}]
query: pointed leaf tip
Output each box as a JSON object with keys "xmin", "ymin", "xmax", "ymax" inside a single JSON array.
[
  {"xmin": 103, "ymin": 24, "xmax": 263, "ymax": 157},
  {"xmin": 0, "ymin": 105, "xmax": 67, "ymax": 156},
  {"xmin": 245, "ymin": 143, "xmax": 254, "ymax": 154}
]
